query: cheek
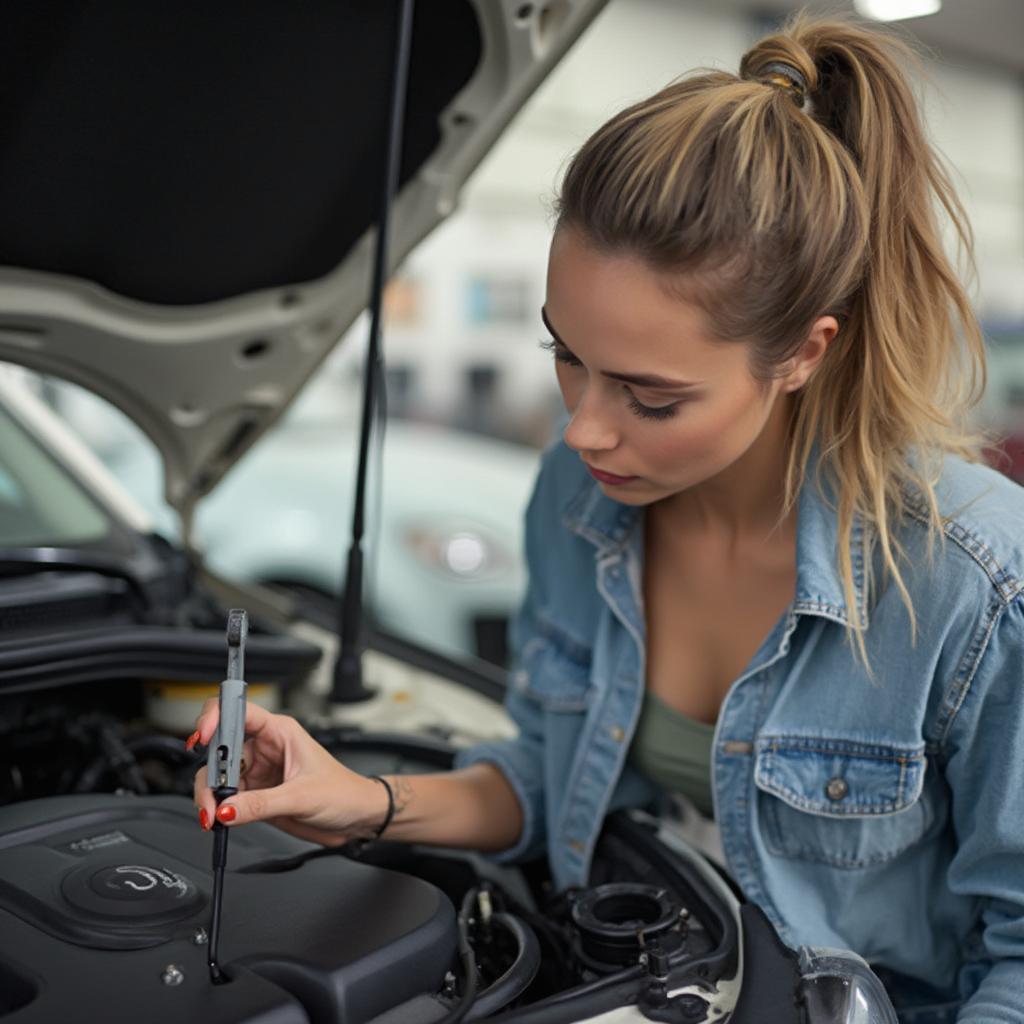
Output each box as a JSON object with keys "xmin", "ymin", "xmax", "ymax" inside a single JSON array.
[{"xmin": 645, "ymin": 389, "xmax": 770, "ymax": 466}]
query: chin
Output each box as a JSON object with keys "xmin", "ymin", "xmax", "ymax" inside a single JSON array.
[{"xmin": 596, "ymin": 481, "xmax": 662, "ymax": 506}]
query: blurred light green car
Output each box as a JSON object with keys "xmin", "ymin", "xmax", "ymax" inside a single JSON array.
[{"xmin": 102, "ymin": 403, "xmax": 538, "ymax": 667}]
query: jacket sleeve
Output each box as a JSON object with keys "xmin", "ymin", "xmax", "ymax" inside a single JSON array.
[
  {"xmin": 946, "ymin": 595, "xmax": 1024, "ymax": 1022},
  {"xmin": 451, "ymin": 449, "xmax": 556, "ymax": 864}
]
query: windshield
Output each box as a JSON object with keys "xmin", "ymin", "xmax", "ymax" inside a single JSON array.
[{"xmin": 0, "ymin": 402, "xmax": 111, "ymax": 548}]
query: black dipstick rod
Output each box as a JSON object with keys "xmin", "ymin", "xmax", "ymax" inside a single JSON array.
[{"xmin": 206, "ymin": 608, "xmax": 249, "ymax": 984}]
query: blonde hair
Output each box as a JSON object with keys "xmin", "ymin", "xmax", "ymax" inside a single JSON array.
[{"xmin": 555, "ymin": 12, "xmax": 986, "ymax": 663}]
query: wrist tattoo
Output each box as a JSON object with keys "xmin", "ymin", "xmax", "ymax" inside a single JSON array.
[{"xmin": 390, "ymin": 775, "xmax": 413, "ymax": 822}]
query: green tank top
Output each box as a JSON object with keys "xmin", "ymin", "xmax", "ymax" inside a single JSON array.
[{"xmin": 628, "ymin": 690, "xmax": 716, "ymax": 818}]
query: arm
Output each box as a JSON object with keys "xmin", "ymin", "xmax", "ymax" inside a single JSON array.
[
  {"xmin": 375, "ymin": 764, "xmax": 523, "ymax": 850},
  {"xmin": 192, "ymin": 700, "xmax": 523, "ymax": 850},
  {"xmin": 946, "ymin": 596, "xmax": 1024, "ymax": 1022}
]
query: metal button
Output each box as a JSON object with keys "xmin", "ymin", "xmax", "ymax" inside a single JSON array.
[
  {"xmin": 609, "ymin": 725, "xmax": 625, "ymax": 742},
  {"xmin": 825, "ymin": 777, "xmax": 849, "ymax": 802},
  {"xmin": 569, "ymin": 839, "xmax": 585, "ymax": 854}
]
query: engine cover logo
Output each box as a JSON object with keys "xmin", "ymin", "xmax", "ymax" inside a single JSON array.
[
  {"xmin": 60, "ymin": 857, "xmax": 202, "ymax": 922},
  {"xmin": 90, "ymin": 865, "xmax": 193, "ymax": 902}
]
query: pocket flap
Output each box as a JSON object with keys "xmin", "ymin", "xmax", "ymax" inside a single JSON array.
[{"xmin": 754, "ymin": 736, "xmax": 926, "ymax": 817}]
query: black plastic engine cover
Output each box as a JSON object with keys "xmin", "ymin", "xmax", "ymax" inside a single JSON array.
[{"xmin": 0, "ymin": 794, "xmax": 457, "ymax": 1024}]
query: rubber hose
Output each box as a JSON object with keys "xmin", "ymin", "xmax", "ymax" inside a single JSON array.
[{"xmin": 466, "ymin": 913, "xmax": 541, "ymax": 1021}]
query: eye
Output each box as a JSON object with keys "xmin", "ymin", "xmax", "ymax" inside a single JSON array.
[
  {"xmin": 626, "ymin": 390, "xmax": 680, "ymax": 421},
  {"xmin": 538, "ymin": 338, "xmax": 581, "ymax": 366}
]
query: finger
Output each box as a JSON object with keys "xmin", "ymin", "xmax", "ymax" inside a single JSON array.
[
  {"xmin": 190, "ymin": 697, "xmax": 220, "ymax": 749},
  {"xmin": 214, "ymin": 782, "xmax": 305, "ymax": 828},
  {"xmin": 240, "ymin": 738, "xmax": 254, "ymax": 776},
  {"xmin": 194, "ymin": 698, "xmax": 280, "ymax": 749},
  {"xmin": 193, "ymin": 765, "xmax": 216, "ymax": 831}
]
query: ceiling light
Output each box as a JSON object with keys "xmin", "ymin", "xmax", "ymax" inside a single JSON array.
[{"xmin": 853, "ymin": 0, "xmax": 941, "ymax": 20}]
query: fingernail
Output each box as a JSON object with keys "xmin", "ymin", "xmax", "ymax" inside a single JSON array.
[
  {"xmin": 185, "ymin": 731, "xmax": 200, "ymax": 752},
  {"xmin": 216, "ymin": 805, "xmax": 237, "ymax": 824},
  {"xmin": 199, "ymin": 808, "xmax": 211, "ymax": 831}
]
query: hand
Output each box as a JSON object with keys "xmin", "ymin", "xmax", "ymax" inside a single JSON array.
[{"xmin": 190, "ymin": 699, "xmax": 389, "ymax": 846}]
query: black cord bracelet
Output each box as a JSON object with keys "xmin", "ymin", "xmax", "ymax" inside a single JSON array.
[{"xmin": 369, "ymin": 774, "xmax": 396, "ymax": 839}]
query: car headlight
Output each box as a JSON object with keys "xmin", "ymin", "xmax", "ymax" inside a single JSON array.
[
  {"xmin": 402, "ymin": 524, "xmax": 513, "ymax": 582},
  {"xmin": 798, "ymin": 948, "xmax": 899, "ymax": 1024}
]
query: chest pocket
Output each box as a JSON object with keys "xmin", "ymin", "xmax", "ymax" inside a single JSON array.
[
  {"xmin": 511, "ymin": 633, "xmax": 594, "ymax": 712},
  {"xmin": 754, "ymin": 736, "xmax": 937, "ymax": 869}
]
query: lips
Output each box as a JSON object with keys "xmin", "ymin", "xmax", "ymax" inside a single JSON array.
[{"xmin": 585, "ymin": 464, "xmax": 637, "ymax": 486}]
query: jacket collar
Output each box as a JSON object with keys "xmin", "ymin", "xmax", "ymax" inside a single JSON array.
[
  {"xmin": 562, "ymin": 467, "xmax": 639, "ymax": 556},
  {"xmin": 561, "ymin": 445, "xmax": 869, "ymax": 630},
  {"xmin": 793, "ymin": 462, "xmax": 869, "ymax": 630}
]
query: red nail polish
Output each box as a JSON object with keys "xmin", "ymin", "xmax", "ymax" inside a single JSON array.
[
  {"xmin": 216, "ymin": 804, "xmax": 237, "ymax": 824},
  {"xmin": 185, "ymin": 730, "xmax": 200, "ymax": 751},
  {"xmin": 199, "ymin": 808, "xmax": 210, "ymax": 831}
]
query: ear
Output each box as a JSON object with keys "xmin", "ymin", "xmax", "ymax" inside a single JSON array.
[{"xmin": 780, "ymin": 315, "xmax": 838, "ymax": 392}]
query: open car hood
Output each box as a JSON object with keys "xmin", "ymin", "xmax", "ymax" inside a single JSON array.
[{"xmin": 0, "ymin": 0, "xmax": 605, "ymax": 521}]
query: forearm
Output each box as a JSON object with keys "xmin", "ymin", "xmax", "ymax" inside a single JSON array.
[{"xmin": 374, "ymin": 763, "xmax": 524, "ymax": 852}]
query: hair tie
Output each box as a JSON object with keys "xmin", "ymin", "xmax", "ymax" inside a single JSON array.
[
  {"xmin": 758, "ymin": 60, "xmax": 809, "ymax": 109},
  {"xmin": 369, "ymin": 774, "xmax": 396, "ymax": 839}
]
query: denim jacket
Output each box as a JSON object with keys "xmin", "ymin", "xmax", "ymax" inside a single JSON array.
[{"xmin": 455, "ymin": 439, "xmax": 1024, "ymax": 1022}]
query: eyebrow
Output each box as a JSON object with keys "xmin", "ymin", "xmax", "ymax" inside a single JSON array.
[{"xmin": 540, "ymin": 308, "xmax": 704, "ymax": 391}]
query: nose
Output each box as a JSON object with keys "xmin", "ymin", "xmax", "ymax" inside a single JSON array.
[{"xmin": 562, "ymin": 387, "xmax": 618, "ymax": 454}]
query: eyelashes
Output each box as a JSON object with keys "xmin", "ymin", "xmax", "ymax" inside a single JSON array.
[
  {"xmin": 539, "ymin": 338, "xmax": 681, "ymax": 422},
  {"xmin": 538, "ymin": 337, "xmax": 571, "ymax": 360},
  {"xmin": 626, "ymin": 394, "xmax": 679, "ymax": 421}
]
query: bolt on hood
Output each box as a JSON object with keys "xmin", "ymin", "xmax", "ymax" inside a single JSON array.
[{"xmin": 0, "ymin": 0, "xmax": 605, "ymax": 522}]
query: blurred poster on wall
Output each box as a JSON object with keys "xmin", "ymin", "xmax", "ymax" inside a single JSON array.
[
  {"xmin": 383, "ymin": 277, "xmax": 423, "ymax": 327},
  {"xmin": 465, "ymin": 273, "xmax": 531, "ymax": 326}
]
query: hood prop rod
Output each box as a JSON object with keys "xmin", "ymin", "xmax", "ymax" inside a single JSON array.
[{"xmin": 330, "ymin": 0, "xmax": 416, "ymax": 705}]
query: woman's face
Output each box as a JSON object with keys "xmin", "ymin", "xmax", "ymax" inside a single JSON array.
[{"xmin": 543, "ymin": 228, "xmax": 790, "ymax": 507}]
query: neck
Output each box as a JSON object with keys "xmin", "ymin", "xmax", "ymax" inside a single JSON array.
[{"xmin": 657, "ymin": 393, "xmax": 796, "ymax": 545}]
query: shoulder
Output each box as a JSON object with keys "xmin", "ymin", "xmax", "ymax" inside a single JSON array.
[
  {"xmin": 910, "ymin": 458, "xmax": 1024, "ymax": 750},
  {"xmin": 903, "ymin": 452, "xmax": 1024, "ymax": 607}
]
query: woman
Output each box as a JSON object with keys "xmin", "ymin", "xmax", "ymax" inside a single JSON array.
[{"xmin": 192, "ymin": 14, "xmax": 1024, "ymax": 1020}]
